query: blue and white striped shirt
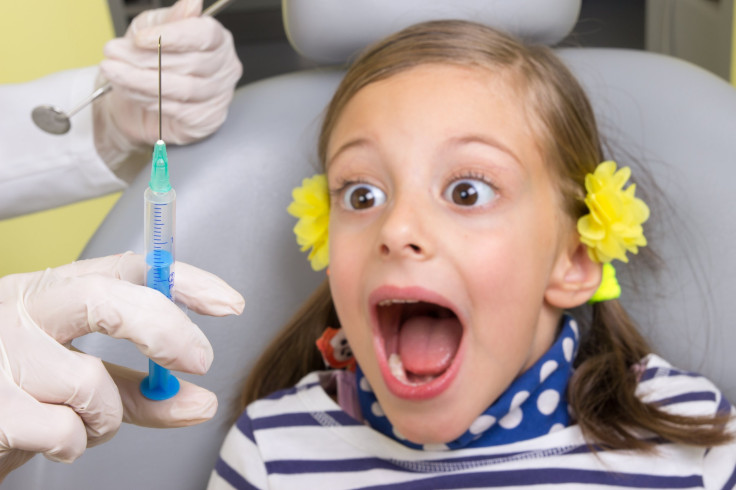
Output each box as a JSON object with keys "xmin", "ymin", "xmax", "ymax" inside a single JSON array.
[{"xmin": 208, "ymin": 355, "xmax": 736, "ymax": 489}]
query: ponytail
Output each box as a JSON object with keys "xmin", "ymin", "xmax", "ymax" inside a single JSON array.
[
  {"xmin": 570, "ymin": 300, "xmax": 733, "ymax": 450},
  {"xmin": 240, "ymin": 281, "xmax": 334, "ymax": 410}
]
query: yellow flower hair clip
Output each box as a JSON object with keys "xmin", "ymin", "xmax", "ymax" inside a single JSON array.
[
  {"xmin": 577, "ymin": 160, "xmax": 650, "ymax": 302},
  {"xmin": 287, "ymin": 174, "xmax": 330, "ymax": 271}
]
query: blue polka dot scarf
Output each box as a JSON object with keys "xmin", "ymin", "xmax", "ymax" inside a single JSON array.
[{"xmin": 356, "ymin": 314, "xmax": 580, "ymax": 450}]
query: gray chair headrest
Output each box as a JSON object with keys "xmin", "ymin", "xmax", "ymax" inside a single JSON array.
[{"xmin": 282, "ymin": 0, "xmax": 582, "ymax": 64}]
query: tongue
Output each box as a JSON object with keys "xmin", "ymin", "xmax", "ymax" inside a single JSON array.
[{"xmin": 398, "ymin": 315, "xmax": 462, "ymax": 376}]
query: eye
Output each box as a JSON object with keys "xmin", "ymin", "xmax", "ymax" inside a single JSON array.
[
  {"xmin": 444, "ymin": 178, "xmax": 496, "ymax": 206},
  {"xmin": 342, "ymin": 183, "xmax": 386, "ymax": 210}
]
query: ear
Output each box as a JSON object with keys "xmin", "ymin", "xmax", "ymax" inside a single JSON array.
[{"xmin": 544, "ymin": 238, "xmax": 601, "ymax": 309}]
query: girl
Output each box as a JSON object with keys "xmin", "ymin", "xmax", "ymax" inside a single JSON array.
[{"xmin": 209, "ymin": 20, "xmax": 735, "ymax": 489}]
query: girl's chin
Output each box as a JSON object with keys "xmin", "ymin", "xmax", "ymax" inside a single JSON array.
[{"xmin": 384, "ymin": 409, "xmax": 470, "ymax": 446}]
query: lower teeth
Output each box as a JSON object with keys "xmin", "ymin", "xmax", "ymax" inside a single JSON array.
[
  {"xmin": 388, "ymin": 353, "xmax": 435, "ymax": 385},
  {"xmin": 389, "ymin": 354, "xmax": 408, "ymax": 382}
]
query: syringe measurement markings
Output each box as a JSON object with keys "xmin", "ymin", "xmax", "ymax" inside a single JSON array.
[{"xmin": 148, "ymin": 204, "xmax": 172, "ymax": 272}]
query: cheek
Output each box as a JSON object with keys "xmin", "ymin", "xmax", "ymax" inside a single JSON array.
[
  {"xmin": 459, "ymin": 231, "xmax": 539, "ymax": 297},
  {"xmin": 328, "ymin": 271, "xmax": 364, "ymax": 359},
  {"xmin": 329, "ymin": 210, "xmax": 371, "ymax": 264},
  {"xmin": 327, "ymin": 273, "xmax": 377, "ymax": 376},
  {"xmin": 458, "ymin": 229, "xmax": 552, "ymax": 350},
  {"xmin": 329, "ymin": 228, "xmax": 361, "ymax": 293},
  {"xmin": 328, "ymin": 229, "xmax": 368, "ymax": 332}
]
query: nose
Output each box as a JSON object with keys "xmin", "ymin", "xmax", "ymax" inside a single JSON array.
[{"xmin": 378, "ymin": 195, "xmax": 432, "ymax": 260}]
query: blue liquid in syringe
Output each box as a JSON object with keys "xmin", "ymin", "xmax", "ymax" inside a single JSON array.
[
  {"xmin": 142, "ymin": 249, "xmax": 179, "ymax": 399},
  {"xmin": 146, "ymin": 249, "xmax": 173, "ymax": 298}
]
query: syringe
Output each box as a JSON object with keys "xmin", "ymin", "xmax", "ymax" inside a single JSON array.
[{"xmin": 140, "ymin": 37, "xmax": 180, "ymax": 401}]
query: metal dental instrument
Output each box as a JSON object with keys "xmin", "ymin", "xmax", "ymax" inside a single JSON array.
[
  {"xmin": 140, "ymin": 36, "xmax": 179, "ymax": 401},
  {"xmin": 31, "ymin": 0, "xmax": 235, "ymax": 135}
]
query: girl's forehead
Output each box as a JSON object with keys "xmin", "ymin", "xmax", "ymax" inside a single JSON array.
[
  {"xmin": 335, "ymin": 64, "xmax": 535, "ymax": 134},
  {"xmin": 326, "ymin": 63, "xmax": 541, "ymax": 162},
  {"xmin": 360, "ymin": 62, "xmax": 523, "ymax": 98}
]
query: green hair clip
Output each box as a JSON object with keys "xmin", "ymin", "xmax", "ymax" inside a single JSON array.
[{"xmin": 589, "ymin": 263, "xmax": 621, "ymax": 303}]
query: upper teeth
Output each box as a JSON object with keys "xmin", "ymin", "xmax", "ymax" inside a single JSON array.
[{"xmin": 378, "ymin": 299, "xmax": 420, "ymax": 307}]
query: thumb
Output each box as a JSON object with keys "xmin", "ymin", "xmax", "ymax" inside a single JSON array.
[
  {"xmin": 127, "ymin": 0, "xmax": 203, "ymax": 39},
  {"xmin": 159, "ymin": 0, "xmax": 203, "ymax": 23},
  {"xmin": 105, "ymin": 362, "xmax": 218, "ymax": 428}
]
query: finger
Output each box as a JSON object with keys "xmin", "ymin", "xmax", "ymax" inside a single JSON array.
[
  {"xmin": 127, "ymin": 0, "xmax": 202, "ymax": 38},
  {"xmin": 0, "ymin": 377, "xmax": 87, "ymax": 464},
  {"xmin": 123, "ymin": 96, "xmax": 231, "ymax": 146},
  {"xmin": 163, "ymin": 0, "xmax": 203, "ymax": 21},
  {"xmin": 158, "ymin": 95, "xmax": 232, "ymax": 143},
  {"xmin": 103, "ymin": 34, "xmax": 236, "ymax": 78},
  {"xmin": 105, "ymin": 362, "xmax": 217, "ymax": 428},
  {"xmin": 54, "ymin": 253, "xmax": 244, "ymax": 317},
  {"xmin": 100, "ymin": 58, "xmax": 232, "ymax": 103},
  {"xmin": 100, "ymin": 89, "xmax": 231, "ymax": 144},
  {"xmin": 52, "ymin": 252, "xmax": 143, "ymax": 284},
  {"xmin": 135, "ymin": 16, "xmax": 227, "ymax": 52},
  {"xmin": 25, "ymin": 275, "xmax": 214, "ymax": 374},
  {"xmin": 174, "ymin": 261, "xmax": 245, "ymax": 316}
]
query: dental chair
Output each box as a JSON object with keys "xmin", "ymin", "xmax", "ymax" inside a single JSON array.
[{"xmin": 6, "ymin": 1, "xmax": 736, "ymax": 488}]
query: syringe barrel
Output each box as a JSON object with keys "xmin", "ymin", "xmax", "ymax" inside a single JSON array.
[
  {"xmin": 144, "ymin": 187, "xmax": 176, "ymax": 297},
  {"xmin": 141, "ymin": 186, "xmax": 179, "ymax": 401}
]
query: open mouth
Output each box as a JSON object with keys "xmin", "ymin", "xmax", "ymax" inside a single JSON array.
[{"xmin": 373, "ymin": 296, "xmax": 464, "ymax": 395}]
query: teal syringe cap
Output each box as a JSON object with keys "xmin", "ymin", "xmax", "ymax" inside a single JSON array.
[{"xmin": 149, "ymin": 140, "xmax": 171, "ymax": 193}]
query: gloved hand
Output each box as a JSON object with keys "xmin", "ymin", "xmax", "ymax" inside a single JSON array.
[
  {"xmin": 93, "ymin": 0, "xmax": 243, "ymax": 171},
  {"xmin": 0, "ymin": 252, "xmax": 244, "ymax": 481}
]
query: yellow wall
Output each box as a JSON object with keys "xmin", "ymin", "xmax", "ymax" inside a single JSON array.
[{"xmin": 0, "ymin": 1, "xmax": 121, "ymax": 276}]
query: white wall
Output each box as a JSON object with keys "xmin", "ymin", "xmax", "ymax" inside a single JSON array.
[{"xmin": 647, "ymin": 0, "xmax": 733, "ymax": 80}]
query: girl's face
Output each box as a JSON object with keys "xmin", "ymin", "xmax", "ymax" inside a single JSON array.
[{"xmin": 327, "ymin": 64, "xmax": 590, "ymax": 445}]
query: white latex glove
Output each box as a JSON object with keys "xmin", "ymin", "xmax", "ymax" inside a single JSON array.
[
  {"xmin": 94, "ymin": 0, "xmax": 243, "ymax": 171},
  {"xmin": 0, "ymin": 252, "xmax": 244, "ymax": 481}
]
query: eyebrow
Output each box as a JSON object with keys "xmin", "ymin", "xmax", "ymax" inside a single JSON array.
[
  {"xmin": 326, "ymin": 138, "xmax": 372, "ymax": 168},
  {"xmin": 444, "ymin": 134, "xmax": 522, "ymax": 167},
  {"xmin": 327, "ymin": 134, "xmax": 523, "ymax": 169}
]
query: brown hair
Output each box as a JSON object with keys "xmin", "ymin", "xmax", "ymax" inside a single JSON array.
[{"xmin": 242, "ymin": 20, "xmax": 732, "ymax": 450}]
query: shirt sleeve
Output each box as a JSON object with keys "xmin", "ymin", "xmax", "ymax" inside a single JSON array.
[
  {"xmin": 0, "ymin": 66, "xmax": 126, "ymax": 219},
  {"xmin": 635, "ymin": 355, "xmax": 736, "ymax": 489},
  {"xmin": 207, "ymin": 409, "xmax": 269, "ymax": 490},
  {"xmin": 703, "ymin": 403, "xmax": 736, "ymax": 489}
]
